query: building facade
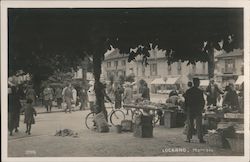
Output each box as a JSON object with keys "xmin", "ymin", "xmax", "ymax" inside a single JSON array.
[
  {"xmin": 102, "ymin": 48, "xmax": 209, "ymax": 93},
  {"xmin": 214, "ymin": 48, "xmax": 243, "ymax": 88}
]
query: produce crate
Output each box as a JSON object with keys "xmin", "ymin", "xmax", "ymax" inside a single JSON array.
[
  {"xmin": 141, "ymin": 115, "xmax": 153, "ymax": 126},
  {"xmin": 176, "ymin": 112, "xmax": 186, "ymax": 127},
  {"xmin": 121, "ymin": 120, "xmax": 133, "ymax": 132},
  {"xmin": 206, "ymin": 132, "xmax": 225, "ymax": 148},
  {"xmin": 164, "ymin": 110, "xmax": 177, "ymax": 128}
]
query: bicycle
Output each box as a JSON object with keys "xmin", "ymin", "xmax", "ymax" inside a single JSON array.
[{"xmin": 85, "ymin": 102, "xmax": 126, "ymax": 129}]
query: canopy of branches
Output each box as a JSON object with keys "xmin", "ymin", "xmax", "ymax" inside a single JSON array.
[{"xmin": 9, "ymin": 8, "xmax": 243, "ymax": 78}]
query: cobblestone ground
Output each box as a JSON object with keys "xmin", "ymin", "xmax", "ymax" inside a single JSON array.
[{"xmin": 7, "ymin": 106, "xmax": 243, "ymax": 157}]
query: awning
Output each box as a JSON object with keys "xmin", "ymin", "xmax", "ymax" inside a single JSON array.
[
  {"xmin": 235, "ymin": 75, "xmax": 244, "ymax": 85},
  {"xmin": 165, "ymin": 77, "xmax": 180, "ymax": 84},
  {"xmin": 151, "ymin": 78, "xmax": 166, "ymax": 85},
  {"xmin": 200, "ymin": 80, "xmax": 210, "ymax": 86}
]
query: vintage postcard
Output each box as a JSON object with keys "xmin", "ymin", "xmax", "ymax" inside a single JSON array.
[{"xmin": 1, "ymin": 1, "xmax": 249, "ymax": 162}]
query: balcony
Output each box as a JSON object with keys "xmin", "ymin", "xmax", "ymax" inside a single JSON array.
[{"xmin": 221, "ymin": 68, "xmax": 236, "ymax": 74}]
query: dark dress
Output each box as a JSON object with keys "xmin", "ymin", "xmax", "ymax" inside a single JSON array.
[
  {"xmin": 114, "ymin": 86, "xmax": 124, "ymax": 109},
  {"xmin": 141, "ymin": 86, "xmax": 150, "ymax": 100},
  {"xmin": 24, "ymin": 104, "xmax": 37, "ymax": 124},
  {"xmin": 223, "ymin": 89, "xmax": 239, "ymax": 110},
  {"xmin": 8, "ymin": 88, "xmax": 22, "ymax": 131}
]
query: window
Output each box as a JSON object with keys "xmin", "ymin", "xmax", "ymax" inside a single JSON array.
[
  {"xmin": 122, "ymin": 71, "xmax": 126, "ymax": 76},
  {"xmin": 150, "ymin": 64, "xmax": 157, "ymax": 76},
  {"xmin": 107, "ymin": 71, "xmax": 111, "ymax": 78},
  {"xmin": 142, "ymin": 66, "xmax": 145, "ymax": 76},
  {"xmin": 115, "ymin": 61, "xmax": 118, "ymax": 67},
  {"xmin": 121, "ymin": 60, "xmax": 126, "ymax": 66},
  {"xmin": 225, "ymin": 59, "xmax": 235, "ymax": 73},
  {"xmin": 202, "ymin": 62, "xmax": 206, "ymax": 73},
  {"xmin": 107, "ymin": 62, "xmax": 111, "ymax": 68},
  {"xmin": 192, "ymin": 64, "xmax": 196, "ymax": 73},
  {"xmin": 168, "ymin": 64, "xmax": 171, "ymax": 75}
]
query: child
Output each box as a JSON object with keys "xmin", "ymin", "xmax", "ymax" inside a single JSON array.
[{"xmin": 23, "ymin": 99, "xmax": 37, "ymax": 135}]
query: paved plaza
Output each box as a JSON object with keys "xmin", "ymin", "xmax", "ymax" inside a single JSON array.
[{"xmin": 8, "ymin": 104, "xmax": 241, "ymax": 157}]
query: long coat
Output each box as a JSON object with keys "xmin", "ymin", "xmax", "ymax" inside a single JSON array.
[
  {"xmin": 185, "ymin": 87, "xmax": 205, "ymax": 117},
  {"xmin": 8, "ymin": 87, "xmax": 22, "ymax": 131}
]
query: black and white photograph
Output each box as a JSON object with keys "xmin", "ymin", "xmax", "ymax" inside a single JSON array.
[{"xmin": 1, "ymin": 1, "xmax": 249, "ymax": 162}]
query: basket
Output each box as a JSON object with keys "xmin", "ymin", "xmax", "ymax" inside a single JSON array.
[
  {"xmin": 121, "ymin": 120, "xmax": 133, "ymax": 132},
  {"xmin": 206, "ymin": 132, "xmax": 224, "ymax": 148},
  {"xmin": 226, "ymin": 137, "xmax": 244, "ymax": 153}
]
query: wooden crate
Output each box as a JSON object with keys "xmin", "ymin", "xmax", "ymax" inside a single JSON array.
[
  {"xmin": 164, "ymin": 110, "xmax": 177, "ymax": 128},
  {"xmin": 133, "ymin": 125, "xmax": 153, "ymax": 138}
]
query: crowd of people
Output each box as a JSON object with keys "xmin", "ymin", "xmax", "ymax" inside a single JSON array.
[
  {"xmin": 8, "ymin": 76, "xmax": 243, "ymax": 138},
  {"xmin": 178, "ymin": 78, "xmax": 243, "ymax": 143},
  {"xmin": 7, "ymin": 82, "xmax": 90, "ymax": 136}
]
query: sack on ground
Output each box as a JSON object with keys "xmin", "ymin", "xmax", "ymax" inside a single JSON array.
[{"xmin": 94, "ymin": 112, "xmax": 109, "ymax": 133}]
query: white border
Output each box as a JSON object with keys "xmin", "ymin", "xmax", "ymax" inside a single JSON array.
[{"xmin": 1, "ymin": 1, "xmax": 249, "ymax": 162}]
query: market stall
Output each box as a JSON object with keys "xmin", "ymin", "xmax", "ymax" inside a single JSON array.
[
  {"xmin": 123, "ymin": 98, "xmax": 185, "ymax": 128},
  {"xmin": 203, "ymin": 105, "xmax": 244, "ymax": 152}
]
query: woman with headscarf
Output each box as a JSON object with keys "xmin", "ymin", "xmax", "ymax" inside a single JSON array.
[
  {"xmin": 223, "ymin": 83, "xmax": 239, "ymax": 111},
  {"xmin": 141, "ymin": 83, "xmax": 150, "ymax": 101}
]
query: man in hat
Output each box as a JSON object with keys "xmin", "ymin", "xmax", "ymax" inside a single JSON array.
[
  {"xmin": 184, "ymin": 78, "xmax": 205, "ymax": 143},
  {"xmin": 43, "ymin": 84, "xmax": 54, "ymax": 112},
  {"xmin": 206, "ymin": 78, "xmax": 224, "ymax": 106},
  {"xmin": 62, "ymin": 83, "xmax": 73, "ymax": 113}
]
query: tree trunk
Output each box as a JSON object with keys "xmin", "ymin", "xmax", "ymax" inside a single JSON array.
[
  {"xmin": 81, "ymin": 57, "xmax": 88, "ymax": 88},
  {"xmin": 207, "ymin": 46, "xmax": 215, "ymax": 79},
  {"xmin": 93, "ymin": 52, "xmax": 104, "ymax": 113}
]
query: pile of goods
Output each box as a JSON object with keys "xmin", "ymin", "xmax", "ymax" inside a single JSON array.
[
  {"xmin": 206, "ymin": 105, "xmax": 240, "ymax": 114},
  {"xmin": 54, "ymin": 129, "xmax": 79, "ymax": 138}
]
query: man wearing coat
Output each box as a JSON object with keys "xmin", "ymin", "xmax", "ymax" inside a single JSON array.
[
  {"xmin": 184, "ymin": 78, "xmax": 205, "ymax": 143},
  {"xmin": 206, "ymin": 79, "xmax": 224, "ymax": 106}
]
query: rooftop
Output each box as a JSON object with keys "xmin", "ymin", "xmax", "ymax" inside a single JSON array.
[
  {"xmin": 104, "ymin": 49, "xmax": 129, "ymax": 61},
  {"xmin": 104, "ymin": 48, "xmax": 167, "ymax": 61},
  {"xmin": 215, "ymin": 49, "xmax": 243, "ymax": 58}
]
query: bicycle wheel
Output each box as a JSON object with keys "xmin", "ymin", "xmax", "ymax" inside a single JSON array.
[
  {"xmin": 110, "ymin": 110, "xmax": 125, "ymax": 126},
  {"xmin": 131, "ymin": 109, "xmax": 143, "ymax": 119},
  {"xmin": 85, "ymin": 112, "xmax": 95, "ymax": 129}
]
